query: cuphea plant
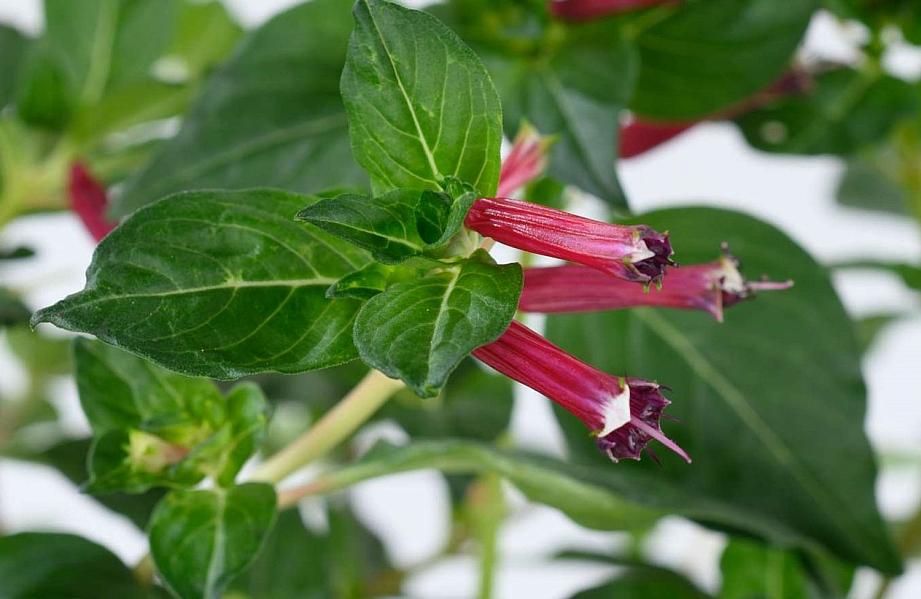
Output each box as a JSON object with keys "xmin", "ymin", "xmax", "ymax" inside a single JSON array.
[{"xmin": 2, "ymin": 0, "xmax": 920, "ymax": 598}]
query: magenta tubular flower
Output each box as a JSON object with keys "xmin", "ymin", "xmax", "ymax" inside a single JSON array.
[
  {"xmin": 69, "ymin": 162, "xmax": 115, "ymax": 242},
  {"xmin": 472, "ymin": 320, "xmax": 690, "ymax": 463},
  {"xmin": 465, "ymin": 198, "xmax": 673, "ymax": 284},
  {"xmin": 497, "ymin": 123, "xmax": 552, "ymax": 198},
  {"xmin": 519, "ymin": 253, "xmax": 792, "ymax": 321},
  {"xmin": 550, "ymin": 0, "xmax": 679, "ymax": 21}
]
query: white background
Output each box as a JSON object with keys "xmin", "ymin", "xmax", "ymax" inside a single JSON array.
[{"xmin": 1, "ymin": 1, "xmax": 920, "ymax": 597}]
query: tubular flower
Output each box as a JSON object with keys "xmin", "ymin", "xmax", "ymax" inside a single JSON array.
[
  {"xmin": 497, "ymin": 123, "xmax": 553, "ymax": 198},
  {"xmin": 519, "ymin": 250, "xmax": 792, "ymax": 321},
  {"xmin": 465, "ymin": 197, "xmax": 674, "ymax": 284},
  {"xmin": 550, "ymin": 0, "xmax": 678, "ymax": 21},
  {"xmin": 472, "ymin": 320, "xmax": 690, "ymax": 463},
  {"xmin": 69, "ymin": 162, "xmax": 115, "ymax": 241}
]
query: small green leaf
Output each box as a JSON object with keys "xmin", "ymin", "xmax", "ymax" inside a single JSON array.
[
  {"xmin": 297, "ymin": 184, "xmax": 476, "ymax": 263},
  {"xmin": 165, "ymin": 0, "xmax": 243, "ymax": 80},
  {"xmin": 631, "ymin": 0, "xmax": 816, "ymax": 120},
  {"xmin": 74, "ymin": 338, "xmax": 269, "ymax": 493},
  {"xmin": 341, "ymin": 0, "xmax": 502, "ymax": 195},
  {"xmin": 0, "ymin": 532, "xmax": 162, "ymax": 598},
  {"xmin": 113, "ymin": 0, "xmax": 366, "ymax": 217},
  {"xmin": 833, "ymin": 260, "xmax": 921, "ymax": 292},
  {"xmin": 855, "ymin": 313, "xmax": 904, "ymax": 356},
  {"xmin": 149, "ymin": 483, "xmax": 277, "ymax": 599},
  {"xmin": 354, "ymin": 250, "xmax": 522, "ymax": 397},
  {"xmin": 326, "ymin": 262, "xmax": 408, "ymax": 299},
  {"xmin": 35, "ymin": 189, "xmax": 372, "ymax": 378},
  {"xmin": 737, "ymin": 69, "xmax": 918, "ymax": 155}
]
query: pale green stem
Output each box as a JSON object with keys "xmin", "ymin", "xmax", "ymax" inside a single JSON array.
[{"xmin": 251, "ymin": 370, "xmax": 404, "ymax": 484}]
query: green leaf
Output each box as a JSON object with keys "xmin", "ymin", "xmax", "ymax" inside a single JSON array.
[
  {"xmin": 16, "ymin": 0, "xmax": 179, "ymax": 128},
  {"xmin": 720, "ymin": 539, "xmax": 811, "ymax": 599},
  {"xmin": 148, "ymin": 483, "xmax": 277, "ymax": 599},
  {"xmin": 837, "ymin": 154, "xmax": 911, "ymax": 216},
  {"xmin": 326, "ymin": 262, "xmax": 406, "ymax": 300},
  {"xmin": 631, "ymin": 0, "xmax": 816, "ymax": 120},
  {"xmin": 74, "ymin": 338, "xmax": 269, "ymax": 493},
  {"xmin": 353, "ymin": 250, "xmax": 522, "ymax": 397},
  {"xmin": 232, "ymin": 504, "xmax": 397, "ymax": 598},
  {"xmin": 737, "ymin": 69, "xmax": 918, "ymax": 155},
  {"xmin": 165, "ymin": 0, "xmax": 243, "ymax": 80},
  {"xmin": 0, "ymin": 287, "xmax": 30, "ymax": 327},
  {"xmin": 572, "ymin": 570, "xmax": 709, "ymax": 599},
  {"xmin": 297, "ymin": 184, "xmax": 476, "ymax": 263},
  {"xmin": 719, "ymin": 538, "xmax": 854, "ymax": 599},
  {"xmin": 0, "ymin": 532, "xmax": 164, "ymax": 598},
  {"xmin": 341, "ymin": 0, "xmax": 502, "ymax": 195},
  {"xmin": 0, "ymin": 245, "xmax": 35, "ymax": 260},
  {"xmin": 546, "ymin": 207, "xmax": 900, "ymax": 573},
  {"xmin": 0, "ymin": 24, "xmax": 28, "ymax": 108},
  {"xmin": 486, "ymin": 22, "xmax": 635, "ymax": 208},
  {"xmin": 34, "ymin": 438, "xmax": 165, "ymax": 529},
  {"xmin": 112, "ymin": 0, "xmax": 366, "ymax": 217},
  {"xmin": 35, "ymin": 189, "xmax": 372, "ymax": 378}
]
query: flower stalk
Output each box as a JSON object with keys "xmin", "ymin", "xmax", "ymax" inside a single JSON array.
[
  {"xmin": 472, "ymin": 320, "xmax": 689, "ymax": 462},
  {"xmin": 251, "ymin": 369, "xmax": 405, "ymax": 483}
]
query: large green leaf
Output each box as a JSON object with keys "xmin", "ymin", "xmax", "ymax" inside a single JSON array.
[
  {"xmin": 0, "ymin": 24, "xmax": 27, "ymax": 108},
  {"xmin": 485, "ymin": 22, "xmax": 635, "ymax": 208},
  {"xmin": 353, "ymin": 250, "xmax": 522, "ymax": 397},
  {"xmin": 631, "ymin": 0, "xmax": 816, "ymax": 120},
  {"xmin": 16, "ymin": 0, "xmax": 178, "ymax": 129},
  {"xmin": 74, "ymin": 339, "xmax": 269, "ymax": 492},
  {"xmin": 0, "ymin": 532, "xmax": 164, "ymax": 598},
  {"xmin": 341, "ymin": 0, "xmax": 503, "ymax": 195},
  {"xmin": 113, "ymin": 0, "xmax": 365, "ymax": 217},
  {"xmin": 35, "ymin": 189, "xmax": 372, "ymax": 378},
  {"xmin": 737, "ymin": 68, "xmax": 918, "ymax": 155},
  {"xmin": 149, "ymin": 483, "xmax": 277, "ymax": 599},
  {"xmin": 546, "ymin": 207, "xmax": 899, "ymax": 573}
]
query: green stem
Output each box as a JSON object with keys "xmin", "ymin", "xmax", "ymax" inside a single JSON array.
[
  {"xmin": 469, "ymin": 474, "xmax": 505, "ymax": 599},
  {"xmin": 872, "ymin": 500, "xmax": 921, "ymax": 599},
  {"xmin": 251, "ymin": 370, "xmax": 404, "ymax": 484}
]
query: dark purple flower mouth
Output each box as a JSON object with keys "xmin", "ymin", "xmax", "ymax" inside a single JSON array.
[
  {"xmin": 629, "ymin": 226, "xmax": 675, "ymax": 284},
  {"xmin": 596, "ymin": 379, "xmax": 689, "ymax": 463}
]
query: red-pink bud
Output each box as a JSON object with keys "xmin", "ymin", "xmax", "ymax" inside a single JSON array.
[
  {"xmin": 69, "ymin": 163, "xmax": 115, "ymax": 241},
  {"xmin": 619, "ymin": 119, "xmax": 695, "ymax": 159},
  {"xmin": 497, "ymin": 123, "xmax": 553, "ymax": 198},
  {"xmin": 550, "ymin": 0, "xmax": 678, "ymax": 21},
  {"xmin": 465, "ymin": 197, "xmax": 673, "ymax": 284},
  {"xmin": 519, "ymin": 252, "xmax": 792, "ymax": 321},
  {"xmin": 473, "ymin": 320, "xmax": 689, "ymax": 463}
]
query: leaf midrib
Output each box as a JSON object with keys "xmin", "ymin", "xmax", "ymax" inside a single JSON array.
[{"xmin": 364, "ymin": 0, "xmax": 442, "ymax": 185}]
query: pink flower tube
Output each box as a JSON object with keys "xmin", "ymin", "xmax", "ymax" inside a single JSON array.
[
  {"xmin": 519, "ymin": 253, "xmax": 792, "ymax": 321},
  {"xmin": 465, "ymin": 197, "xmax": 674, "ymax": 284},
  {"xmin": 473, "ymin": 320, "xmax": 690, "ymax": 463}
]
